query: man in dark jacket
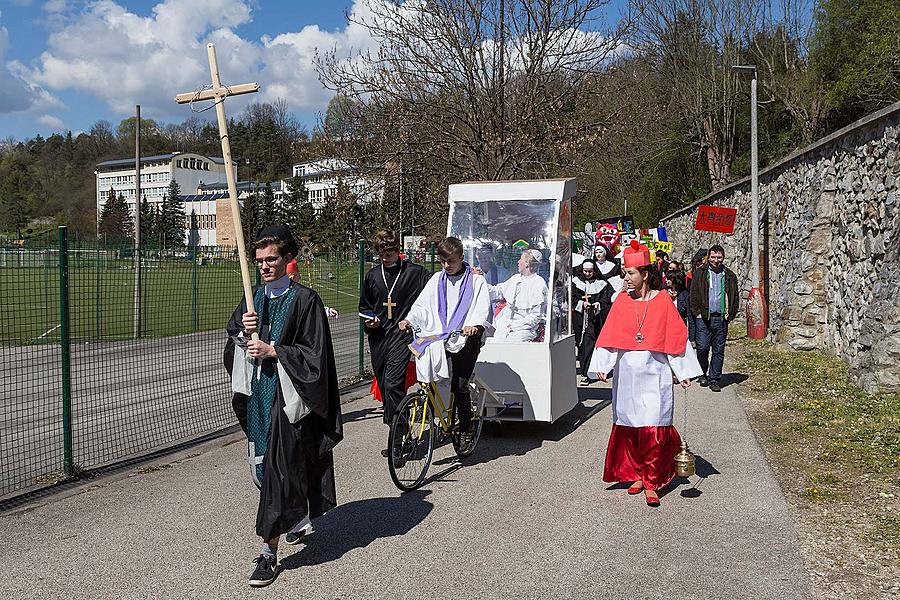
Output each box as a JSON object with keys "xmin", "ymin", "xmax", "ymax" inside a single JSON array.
[{"xmin": 689, "ymin": 244, "xmax": 738, "ymax": 392}]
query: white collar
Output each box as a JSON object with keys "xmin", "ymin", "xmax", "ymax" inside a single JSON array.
[{"xmin": 265, "ymin": 274, "xmax": 292, "ymax": 298}]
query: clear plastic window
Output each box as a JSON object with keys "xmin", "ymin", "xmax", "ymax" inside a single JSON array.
[
  {"xmin": 551, "ymin": 198, "xmax": 572, "ymax": 341},
  {"xmin": 449, "ymin": 199, "xmax": 558, "ymax": 343}
]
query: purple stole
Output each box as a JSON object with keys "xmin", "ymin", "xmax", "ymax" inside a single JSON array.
[{"xmin": 408, "ymin": 265, "xmax": 475, "ymax": 357}]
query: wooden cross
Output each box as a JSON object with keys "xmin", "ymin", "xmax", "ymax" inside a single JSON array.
[
  {"xmin": 582, "ymin": 290, "xmax": 592, "ymax": 305},
  {"xmin": 383, "ymin": 296, "xmax": 397, "ymax": 320},
  {"xmin": 175, "ymin": 44, "xmax": 260, "ymax": 340}
]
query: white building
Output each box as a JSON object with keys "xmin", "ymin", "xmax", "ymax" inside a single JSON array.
[
  {"xmin": 94, "ymin": 152, "xmax": 235, "ymax": 217},
  {"xmin": 289, "ymin": 159, "xmax": 383, "ymax": 211},
  {"xmin": 196, "ymin": 180, "xmax": 285, "ymax": 203},
  {"xmin": 183, "ymin": 192, "xmax": 227, "ymax": 247}
]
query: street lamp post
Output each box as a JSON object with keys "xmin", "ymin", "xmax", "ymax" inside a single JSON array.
[{"xmin": 732, "ymin": 64, "xmax": 767, "ymax": 338}]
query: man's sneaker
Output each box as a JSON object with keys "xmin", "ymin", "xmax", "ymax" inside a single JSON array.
[
  {"xmin": 249, "ymin": 554, "xmax": 279, "ymax": 587},
  {"xmin": 698, "ymin": 376, "xmax": 709, "ymax": 387},
  {"xmin": 709, "ymin": 381, "xmax": 722, "ymax": 392},
  {"xmin": 284, "ymin": 529, "xmax": 308, "ymax": 545}
]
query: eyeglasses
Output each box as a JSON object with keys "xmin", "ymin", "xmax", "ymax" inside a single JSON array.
[{"xmin": 254, "ymin": 256, "xmax": 282, "ymax": 267}]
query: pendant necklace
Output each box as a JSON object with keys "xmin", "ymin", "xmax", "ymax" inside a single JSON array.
[
  {"xmin": 635, "ymin": 292, "xmax": 651, "ymax": 343},
  {"xmin": 381, "ymin": 260, "xmax": 404, "ymax": 320}
]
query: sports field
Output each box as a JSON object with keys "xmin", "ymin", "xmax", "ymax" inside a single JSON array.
[{"xmin": 1, "ymin": 252, "xmax": 366, "ymax": 345}]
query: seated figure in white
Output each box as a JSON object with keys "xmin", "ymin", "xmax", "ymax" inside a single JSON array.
[{"xmin": 488, "ymin": 249, "xmax": 548, "ymax": 342}]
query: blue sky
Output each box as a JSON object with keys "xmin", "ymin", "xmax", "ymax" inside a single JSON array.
[
  {"xmin": 0, "ymin": 0, "xmax": 629, "ymax": 142},
  {"xmin": 0, "ymin": 0, "xmax": 358, "ymax": 140}
]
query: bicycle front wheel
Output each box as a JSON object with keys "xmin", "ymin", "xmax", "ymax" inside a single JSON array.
[{"xmin": 388, "ymin": 391, "xmax": 435, "ymax": 491}]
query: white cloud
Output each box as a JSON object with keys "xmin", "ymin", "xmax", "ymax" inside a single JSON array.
[
  {"xmin": 37, "ymin": 113, "xmax": 64, "ymax": 129},
  {"xmin": 26, "ymin": 0, "xmax": 380, "ymax": 120},
  {"xmin": 0, "ymin": 19, "xmax": 56, "ymax": 114},
  {"xmin": 42, "ymin": 0, "xmax": 68, "ymax": 13}
]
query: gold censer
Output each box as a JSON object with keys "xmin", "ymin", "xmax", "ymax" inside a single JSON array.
[
  {"xmin": 674, "ymin": 385, "xmax": 696, "ymax": 478},
  {"xmin": 674, "ymin": 441, "xmax": 696, "ymax": 478}
]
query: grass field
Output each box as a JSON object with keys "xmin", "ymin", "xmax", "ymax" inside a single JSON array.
[{"xmin": 1, "ymin": 252, "xmax": 367, "ymax": 345}]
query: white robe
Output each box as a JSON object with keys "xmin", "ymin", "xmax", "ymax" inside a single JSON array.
[
  {"xmin": 587, "ymin": 340, "xmax": 702, "ymax": 427},
  {"xmin": 405, "ymin": 270, "xmax": 493, "ymax": 382},
  {"xmin": 490, "ymin": 273, "xmax": 548, "ymax": 342}
]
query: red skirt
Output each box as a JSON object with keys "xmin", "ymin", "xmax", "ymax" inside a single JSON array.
[
  {"xmin": 370, "ymin": 361, "xmax": 418, "ymax": 403},
  {"xmin": 603, "ymin": 424, "xmax": 682, "ymax": 491}
]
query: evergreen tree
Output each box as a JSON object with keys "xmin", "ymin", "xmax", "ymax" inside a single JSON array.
[
  {"xmin": 98, "ymin": 191, "xmax": 133, "ymax": 245},
  {"xmin": 279, "ymin": 176, "xmax": 316, "ymax": 241},
  {"xmin": 259, "ymin": 182, "xmax": 278, "ymax": 229},
  {"xmin": 139, "ymin": 196, "xmax": 156, "ymax": 247},
  {"xmin": 240, "ymin": 190, "xmax": 260, "ymax": 250},
  {"xmin": 158, "ymin": 180, "xmax": 185, "ymax": 248},
  {"xmin": 0, "ymin": 158, "xmax": 33, "ymax": 231}
]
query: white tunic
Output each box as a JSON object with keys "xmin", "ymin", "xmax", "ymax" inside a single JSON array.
[
  {"xmin": 490, "ymin": 273, "xmax": 548, "ymax": 342},
  {"xmin": 405, "ymin": 270, "xmax": 493, "ymax": 382},
  {"xmin": 587, "ymin": 341, "xmax": 702, "ymax": 427}
]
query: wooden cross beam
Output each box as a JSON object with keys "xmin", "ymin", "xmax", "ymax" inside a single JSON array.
[{"xmin": 175, "ymin": 43, "xmax": 260, "ymax": 340}]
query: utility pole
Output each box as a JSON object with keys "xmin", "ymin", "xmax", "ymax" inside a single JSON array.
[
  {"xmin": 133, "ymin": 105, "xmax": 142, "ymax": 339},
  {"xmin": 732, "ymin": 64, "xmax": 766, "ymax": 338}
]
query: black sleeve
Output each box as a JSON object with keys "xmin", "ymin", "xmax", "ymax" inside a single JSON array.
[
  {"xmin": 726, "ymin": 271, "xmax": 740, "ymax": 321},
  {"xmin": 224, "ymin": 297, "xmax": 247, "ymax": 374},
  {"xmin": 274, "ymin": 290, "xmax": 343, "ymax": 451},
  {"xmin": 359, "ymin": 269, "xmax": 375, "ymax": 314},
  {"xmin": 689, "ymin": 269, "xmax": 702, "ymax": 318}
]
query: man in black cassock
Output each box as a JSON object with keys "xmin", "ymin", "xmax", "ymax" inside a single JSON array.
[
  {"xmin": 358, "ymin": 229, "xmax": 428, "ymax": 452},
  {"xmin": 224, "ymin": 225, "xmax": 343, "ymax": 588}
]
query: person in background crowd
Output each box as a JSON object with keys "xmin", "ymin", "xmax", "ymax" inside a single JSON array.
[
  {"xmin": 667, "ymin": 269, "xmax": 690, "ymax": 325},
  {"xmin": 689, "ymin": 244, "xmax": 738, "ymax": 393}
]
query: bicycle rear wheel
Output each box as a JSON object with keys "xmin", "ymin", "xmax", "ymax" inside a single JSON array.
[
  {"xmin": 388, "ymin": 390, "xmax": 435, "ymax": 491},
  {"xmin": 451, "ymin": 394, "xmax": 483, "ymax": 458}
]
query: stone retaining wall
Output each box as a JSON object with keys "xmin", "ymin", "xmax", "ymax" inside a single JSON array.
[{"xmin": 661, "ymin": 102, "xmax": 900, "ymax": 392}]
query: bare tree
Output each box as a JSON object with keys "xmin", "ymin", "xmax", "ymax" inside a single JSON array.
[
  {"xmin": 750, "ymin": 0, "xmax": 825, "ymax": 143},
  {"xmin": 630, "ymin": 0, "xmax": 762, "ymax": 190},
  {"xmin": 316, "ymin": 0, "xmax": 634, "ymax": 235}
]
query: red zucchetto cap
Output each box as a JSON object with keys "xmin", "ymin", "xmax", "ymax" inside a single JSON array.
[{"xmin": 622, "ymin": 239, "xmax": 651, "ymax": 268}]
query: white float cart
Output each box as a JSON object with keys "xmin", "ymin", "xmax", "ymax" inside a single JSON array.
[{"xmin": 448, "ymin": 179, "xmax": 578, "ymax": 423}]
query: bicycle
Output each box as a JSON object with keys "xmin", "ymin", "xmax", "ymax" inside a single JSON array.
[{"xmin": 387, "ymin": 332, "xmax": 485, "ymax": 491}]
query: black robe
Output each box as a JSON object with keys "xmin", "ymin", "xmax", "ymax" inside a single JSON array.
[
  {"xmin": 358, "ymin": 260, "xmax": 429, "ymax": 424},
  {"xmin": 224, "ymin": 282, "xmax": 343, "ymax": 540},
  {"xmin": 572, "ymin": 276, "xmax": 614, "ymax": 376}
]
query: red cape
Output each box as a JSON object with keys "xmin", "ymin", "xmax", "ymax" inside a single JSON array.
[{"xmin": 595, "ymin": 291, "xmax": 688, "ymax": 355}]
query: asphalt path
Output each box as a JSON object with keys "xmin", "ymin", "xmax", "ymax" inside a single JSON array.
[
  {"xmin": 0, "ymin": 318, "xmax": 366, "ymax": 496},
  {"xmin": 0, "ymin": 374, "xmax": 811, "ymax": 599}
]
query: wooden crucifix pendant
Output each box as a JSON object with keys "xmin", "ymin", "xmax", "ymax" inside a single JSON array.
[{"xmin": 383, "ymin": 295, "xmax": 397, "ymax": 320}]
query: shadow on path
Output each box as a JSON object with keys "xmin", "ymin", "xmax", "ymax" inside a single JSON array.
[
  {"xmin": 281, "ymin": 491, "xmax": 433, "ymax": 569},
  {"xmin": 604, "ymin": 453, "xmax": 721, "ymax": 500},
  {"xmin": 342, "ymin": 404, "xmax": 383, "ymax": 424},
  {"xmin": 431, "ymin": 394, "xmax": 612, "ymax": 472},
  {"xmin": 721, "ymin": 372, "xmax": 749, "ymax": 389}
]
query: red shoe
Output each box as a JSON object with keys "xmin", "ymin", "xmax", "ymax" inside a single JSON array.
[
  {"xmin": 627, "ymin": 482, "xmax": 643, "ymax": 495},
  {"xmin": 644, "ymin": 490, "xmax": 660, "ymax": 507}
]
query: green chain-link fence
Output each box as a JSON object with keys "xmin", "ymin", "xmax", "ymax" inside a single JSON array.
[{"xmin": 1, "ymin": 228, "xmax": 438, "ymax": 500}]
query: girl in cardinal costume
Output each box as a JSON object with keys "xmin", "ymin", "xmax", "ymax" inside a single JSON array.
[{"xmin": 587, "ymin": 240, "xmax": 702, "ymax": 507}]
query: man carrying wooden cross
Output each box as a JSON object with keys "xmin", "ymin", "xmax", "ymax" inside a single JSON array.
[
  {"xmin": 225, "ymin": 225, "xmax": 343, "ymax": 587},
  {"xmin": 358, "ymin": 229, "xmax": 428, "ymax": 452}
]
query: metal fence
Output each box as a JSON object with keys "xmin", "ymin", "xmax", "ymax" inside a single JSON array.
[{"xmin": 0, "ymin": 228, "xmax": 438, "ymax": 499}]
